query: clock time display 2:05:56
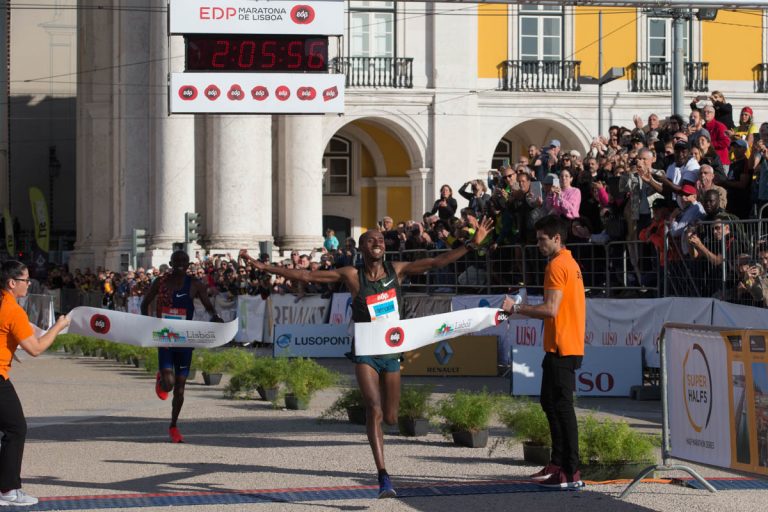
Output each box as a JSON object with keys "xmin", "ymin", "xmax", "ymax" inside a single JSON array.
[{"xmin": 185, "ymin": 35, "xmax": 329, "ymax": 72}]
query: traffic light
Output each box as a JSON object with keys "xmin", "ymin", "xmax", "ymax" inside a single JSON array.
[
  {"xmin": 185, "ymin": 212, "xmax": 201, "ymax": 244},
  {"xmin": 131, "ymin": 228, "xmax": 147, "ymax": 270},
  {"xmin": 132, "ymin": 228, "xmax": 147, "ymax": 256}
]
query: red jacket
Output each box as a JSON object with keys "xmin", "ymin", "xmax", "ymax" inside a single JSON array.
[{"xmin": 705, "ymin": 119, "xmax": 731, "ymax": 165}]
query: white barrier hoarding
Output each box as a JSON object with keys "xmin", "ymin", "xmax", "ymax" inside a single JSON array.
[
  {"xmin": 170, "ymin": 0, "xmax": 344, "ymax": 35},
  {"xmin": 273, "ymin": 324, "xmax": 351, "ymax": 357},
  {"xmin": 328, "ymin": 292, "xmax": 353, "ymax": 325},
  {"xmin": 170, "ymin": 73, "xmax": 344, "ymax": 114},
  {"xmin": 511, "ymin": 346, "xmax": 643, "ymax": 397},
  {"xmin": 666, "ymin": 327, "xmax": 733, "ymax": 469},
  {"xmin": 235, "ymin": 295, "xmax": 267, "ymax": 343}
]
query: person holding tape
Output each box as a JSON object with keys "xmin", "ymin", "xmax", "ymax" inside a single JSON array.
[
  {"xmin": 503, "ymin": 214, "xmax": 586, "ymax": 490},
  {"xmin": 141, "ymin": 251, "xmax": 222, "ymax": 443},
  {"xmin": 240, "ymin": 218, "xmax": 492, "ymax": 499},
  {"xmin": 0, "ymin": 260, "xmax": 70, "ymax": 506}
]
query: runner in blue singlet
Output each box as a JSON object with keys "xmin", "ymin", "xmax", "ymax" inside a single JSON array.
[{"xmin": 141, "ymin": 251, "xmax": 221, "ymax": 443}]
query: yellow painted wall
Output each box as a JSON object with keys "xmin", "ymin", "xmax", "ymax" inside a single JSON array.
[
  {"xmin": 360, "ymin": 144, "xmax": 374, "ymax": 178},
  {"xmin": 387, "ymin": 187, "xmax": 412, "ymax": 224},
  {"xmin": 360, "ymin": 187, "xmax": 377, "ymax": 231},
  {"xmin": 477, "ymin": 3, "xmax": 509, "ymax": 79},
  {"xmin": 702, "ymin": 11, "xmax": 761, "ymax": 81},
  {"xmin": 356, "ymin": 121, "xmax": 411, "ymax": 177},
  {"xmin": 574, "ymin": 8, "xmax": 637, "ymax": 80}
]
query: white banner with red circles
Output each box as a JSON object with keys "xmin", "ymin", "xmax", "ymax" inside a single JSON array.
[
  {"xmin": 353, "ymin": 308, "xmax": 509, "ymax": 356},
  {"xmin": 64, "ymin": 307, "xmax": 238, "ymax": 348}
]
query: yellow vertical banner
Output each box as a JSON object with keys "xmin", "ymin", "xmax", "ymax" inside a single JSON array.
[
  {"xmin": 2, "ymin": 208, "xmax": 14, "ymax": 256},
  {"xmin": 28, "ymin": 187, "xmax": 49, "ymax": 252}
]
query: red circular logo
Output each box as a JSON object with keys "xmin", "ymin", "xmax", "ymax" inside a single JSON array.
[
  {"xmin": 204, "ymin": 85, "xmax": 221, "ymax": 100},
  {"xmin": 297, "ymin": 86, "xmax": 316, "ymax": 101},
  {"xmin": 90, "ymin": 314, "xmax": 111, "ymax": 334},
  {"xmin": 275, "ymin": 85, "xmax": 291, "ymax": 101},
  {"xmin": 178, "ymin": 85, "xmax": 198, "ymax": 101},
  {"xmin": 227, "ymin": 84, "xmax": 245, "ymax": 101},
  {"xmin": 251, "ymin": 86, "xmax": 269, "ymax": 101},
  {"xmin": 494, "ymin": 310, "xmax": 509, "ymax": 325},
  {"xmin": 290, "ymin": 5, "xmax": 315, "ymax": 24},
  {"xmin": 385, "ymin": 327, "xmax": 405, "ymax": 348}
]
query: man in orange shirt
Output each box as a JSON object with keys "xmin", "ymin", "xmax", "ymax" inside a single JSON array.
[{"xmin": 503, "ymin": 215, "xmax": 586, "ymax": 490}]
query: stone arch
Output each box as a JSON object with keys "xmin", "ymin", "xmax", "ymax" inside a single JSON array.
[
  {"xmin": 481, "ymin": 112, "xmax": 592, "ymax": 170},
  {"xmin": 323, "ymin": 110, "xmax": 427, "ymax": 170}
]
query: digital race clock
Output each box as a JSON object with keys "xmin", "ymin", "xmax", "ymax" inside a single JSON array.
[{"xmin": 185, "ymin": 35, "xmax": 328, "ymax": 73}]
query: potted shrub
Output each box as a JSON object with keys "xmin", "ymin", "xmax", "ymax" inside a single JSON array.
[
  {"xmin": 398, "ymin": 384, "xmax": 433, "ymax": 436},
  {"xmin": 436, "ymin": 389, "xmax": 501, "ymax": 448},
  {"xmin": 501, "ymin": 398, "xmax": 552, "ymax": 465},
  {"xmin": 578, "ymin": 414, "xmax": 659, "ymax": 480},
  {"xmin": 321, "ymin": 387, "xmax": 366, "ymax": 425},
  {"xmin": 283, "ymin": 357, "xmax": 338, "ymax": 410},
  {"xmin": 197, "ymin": 350, "xmax": 227, "ymax": 385},
  {"xmin": 251, "ymin": 357, "xmax": 288, "ymax": 402},
  {"xmin": 224, "ymin": 359, "xmax": 260, "ymax": 399}
]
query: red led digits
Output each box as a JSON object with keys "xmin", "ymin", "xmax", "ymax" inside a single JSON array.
[{"xmin": 185, "ymin": 36, "xmax": 328, "ymax": 72}]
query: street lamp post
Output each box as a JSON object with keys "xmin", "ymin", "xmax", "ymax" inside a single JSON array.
[{"xmin": 48, "ymin": 146, "xmax": 61, "ymax": 232}]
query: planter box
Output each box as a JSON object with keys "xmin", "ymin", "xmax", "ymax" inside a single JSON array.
[
  {"xmin": 451, "ymin": 429, "xmax": 489, "ymax": 448},
  {"xmin": 346, "ymin": 406, "xmax": 367, "ymax": 425},
  {"xmin": 398, "ymin": 417, "xmax": 429, "ymax": 437},
  {"xmin": 285, "ymin": 394, "xmax": 309, "ymax": 410},
  {"xmin": 523, "ymin": 442, "xmax": 551, "ymax": 465},
  {"xmin": 257, "ymin": 386, "xmax": 280, "ymax": 402},
  {"xmin": 580, "ymin": 462, "xmax": 655, "ymax": 481},
  {"xmin": 202, "ymin": 372, "xmax": 223, "ymax": 386},
  {"xmin": 186, "ymin": 369, "xmax": 197, "ymax": 381},
  {"xmin": 131, "ymin": 357, "xmax": 141, "ymax": 368}
]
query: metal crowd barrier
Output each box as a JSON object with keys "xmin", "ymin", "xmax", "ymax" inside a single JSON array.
[
  {"xmin": 389, "ymin": 240, "xmax": 661, "ymax": 298},
  {"xmin": 664, "ymin": 218, "xmax": 768, "ymax": 306}
]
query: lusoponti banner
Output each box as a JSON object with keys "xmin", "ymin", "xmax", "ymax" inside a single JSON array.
[
  {"xmin": 353, "ymin": 307, "xmax": 512, "ymax": 356},
  {"xmin": 64, "ymin": 307, "xmax": 238, "ymax": 348}
]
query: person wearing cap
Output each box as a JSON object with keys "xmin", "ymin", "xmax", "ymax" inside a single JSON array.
[
  {"xmin": 668, "ymin": 182, "xmax": 706, "ymax": 255},
  {"xmin": 715, "ymin": 138, "xmax": 753, "ymax": 219},
  {"xmin": 534, "ymin": 140, "xmax": 561, "ymax": 182},
  {"xmin": 702, "ymin": 104, "xmax": 731, "ymax": 169},
  {"xmin": 731, "ymin": 106, "xmax": 758, "ymax": 153}
]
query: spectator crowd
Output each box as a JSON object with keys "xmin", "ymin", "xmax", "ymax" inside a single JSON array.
[{"xmin": 33, "ymin": 92, "xmax": 768, "ymax": 309}]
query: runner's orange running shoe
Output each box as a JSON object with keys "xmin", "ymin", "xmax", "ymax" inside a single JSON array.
[
  {"xmin": 169, "ymin": 426, "xmax": 184, "ymax": 443},
  {"xmin": 155, "ymin": 372, "xmax": 169, "ymax": 400}
]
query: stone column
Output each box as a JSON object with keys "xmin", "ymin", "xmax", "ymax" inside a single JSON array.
[
  {"xmin": 407, "ymin": 168, "xmax": 432, "ymax": 219},
  {"xmin": 205, "ymin": 116, "xmax": 272, "ymax": 253},
  {"xmin": 276, "ymin": 116, "xmax": 324, "ymax": 250},
  {"xmin": 143, "ymin": 16, "xmax": 195, "ymax": 268}
]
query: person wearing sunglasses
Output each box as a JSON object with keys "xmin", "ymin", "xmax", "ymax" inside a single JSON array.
[{"xmin": 0, "ymin": 260, "xmax": 70, "ymax": 506}]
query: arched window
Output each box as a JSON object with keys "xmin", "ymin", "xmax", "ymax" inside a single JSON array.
[
  {"xmin": 323, "ymin": 136, "xmax": 351, "ymax": 195},
  {"xmin": 492, "ymin": 138, "xmax": 513, "ymax": 170}
]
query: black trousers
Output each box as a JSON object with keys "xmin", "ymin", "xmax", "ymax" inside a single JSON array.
[
  {"xmin": 540, "ymin": 352, "xmax": 582, "ymax": 475},
  {"xmin": 0, "ymin": 377, "xmax": 27, "ymax": 491}
]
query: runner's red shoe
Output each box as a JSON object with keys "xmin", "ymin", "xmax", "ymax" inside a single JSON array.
[
  {"xmin": 155, "ymin": 372, "xmax": 168, "ymax": 400},
  {"xmin": 169, "ymin": 426, "xmax": 184, "ymax": 443}
]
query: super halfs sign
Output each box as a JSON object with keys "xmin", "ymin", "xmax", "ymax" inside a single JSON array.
[{"xmin": 170, "ymin": 0, "xmax": 344, "ymax": 35}]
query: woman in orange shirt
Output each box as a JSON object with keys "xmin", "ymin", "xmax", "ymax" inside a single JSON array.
[{"xmin": 0, "ymin": 260, "xmax": 69, "ymax": 506}]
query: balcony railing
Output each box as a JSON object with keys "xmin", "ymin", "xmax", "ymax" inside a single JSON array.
[
  {"xmin": 330, "ymin": 57, "xmax": 413, "ymax": 89},
  {"xmin": 627, "ymin": 61, "xmax": 709, "ymax": 92},
  {"xmin": 754, "ymin": 63, "xmax": 768, "ymax": 93},
  {"xmin": 499, "ymin": 60, "xmax": 581, "ymax": 92}
]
